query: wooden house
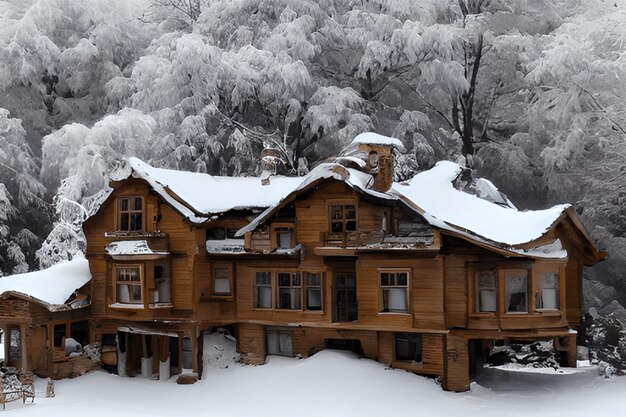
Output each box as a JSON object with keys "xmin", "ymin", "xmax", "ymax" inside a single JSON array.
[
  {"xmin": 0, "ymin": 257, "xmax": 95, "ymax": 379},
  {"xmin": 78, "ymin": 132, "xmax": 606, "ymax": 390}
]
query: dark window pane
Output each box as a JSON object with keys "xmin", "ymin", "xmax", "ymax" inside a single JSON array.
[
  {"xmin": 346, "ymin": 220, "xmax": 356, "ymax": 231},
  {"xmin": 207, "ymin": 228, "xmax": 226, "ymax": 240},
  {"xmin": 120, "ymin": 213, "xmax": 129, "ymax": 230},
  {"xmin": 134, "ymin": 197, "xmax": 142, "ymax": 210},
  {"xmin": 120, "ymin": 198, "xmax": 129, "ymax": 211},
  {"xmin": 278, "ymin": 273, "xmax": 291, "ymax": 287},
  {"xmin": 130, "ymin": 213, "xmax": 142, "ymax": 231},
  {"xmin": 331, "ymin": 221, "xmax": 343, "ymax": 233},
  {"xmin": 397, "ymin": 273, "xmax": 408, "ymax": 286},
  {"xmin": 154, "ymin": 265, "xmax": 164, "ymax": 279}
]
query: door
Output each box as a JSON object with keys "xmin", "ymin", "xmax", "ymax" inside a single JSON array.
[{"xmin": 334, "ymin": 272, "xmax": 357, "ymax": 321}]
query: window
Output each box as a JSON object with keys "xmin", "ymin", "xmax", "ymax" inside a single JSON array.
[
  {"xmin": 276, "ymin": 231, "xmax": 291, "ymax": 249},
  {"xmin": 212, "ymin": 265, "xmax": 232, "ymax": 296},
  {"xmin": 255, "ymin": 272, "xmax": 272, "ymax": 308},
  {"xmin": 504, "ymin": 270, "xmax": 528, "ymax": 313},
  {"xmin": 206, "ymin": 228, "xmax": 239, "ymax": 240},
  {"xmin": 154, "ymin": 263, "xmax": 171, "ymax": 304},
  {"xmin": 537, "ymin": 271, "xmax": 560, "ymax": 310},
  {"xmin": 395, "ymin": 333, "xmax": 421, "ymax": 362},
  {"xmin": 115, "ymin": 266, "xmax": 143, "ymax": 304},
  {"xmin": 380, "ymin": 271, "xmax": 409, "ymax": 313},
  {"xmin": 476, "ymin": 270, "xmax": 497, "ymax": 312},
  {"xmin": 305, "ymin": 272, "xmax": 322, "ymax": 311},
  {"xmin": 266, "ymin": 329, "xmax": 293, "ymax": 357},
  {"xmin": 9, "ymin": 327, "xmax": 21, "ymax": 362},
  {"xmin": 330, "ymin": 204, "xmax": 356, "ymax": 233},
  {"xmin": 53, "ymin": 324, "xmax": 66, "ymax": 348},
  {"xmin": 278, "ymin": 272, "xmax": 301, "ymax": 310},
  {"xmin": 119, "ymin": 197, "xmax": 143, "ymax": 232}
]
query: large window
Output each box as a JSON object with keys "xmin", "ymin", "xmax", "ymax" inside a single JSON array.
[
  {"xmin": 504, "ymin": 270, "xmax": 528, "ymax": 313},
  {"xmin": 278, "ymin": 272, "xmax": 301, "ymax": 310},
  {"xmin": 380, "ymin": 270, "xmax": 409, "ymax": 313},
  {"xmin": 329, "ymin": 204, "xmax": 356, "ymax": 233},
  {"xmin": 255, "ymin": 272, "xmax": 272, "ymax": 308},
  {"xmin": 115, "ymin": 266, "xmax": 143, "ymax": 304},
  {"xmin": 119, "ymin": 197, "xmax": 143, "ymax": 232},
  {"xmin": 212, "ymin": 265, "xmax": 232, "ymax": 296},
  {"xmin": 395, "ymin": 333, "xmax": 421, "ymax": 362},
  {"xmin": 304, "ymin": 272, "xmax": 322, "ymax": 311},
  {"xmin": 537, "ymin": 270, "xmax": 559, "ymax": 310},
  {"xmin": 476, "ymin": 270, "xmax": 497, "ymax": 312}
]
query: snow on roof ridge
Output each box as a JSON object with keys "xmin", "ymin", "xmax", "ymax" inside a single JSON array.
[
  {"xmin": 0, "ymin": 256, "xmax": 92, "ymax": 309},
  {"xmin": 350, "ymin": 132, "xmax": 406, "ymax": 152}
]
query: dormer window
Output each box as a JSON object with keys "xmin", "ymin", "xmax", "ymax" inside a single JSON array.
[
  {"xmin": 119, "ymin": 197, "xmax": 143, "ymax": 232},
  {"xmin": 330, "ymin": 204, "xmax": 356, "ymax": 233}
]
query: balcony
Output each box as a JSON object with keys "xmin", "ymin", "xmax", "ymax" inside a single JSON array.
[
  {"xmin": 104, "ymin": 233, "xmax": 169, "ymax": 259},
  {"xmin": 321, "ymin": 230, "xmax": 436, "ymax": 249}
]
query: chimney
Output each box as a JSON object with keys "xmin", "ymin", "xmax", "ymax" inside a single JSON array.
[{"xmin": 348, "ymin": 132, "xmax": 405, "ymax": 192}]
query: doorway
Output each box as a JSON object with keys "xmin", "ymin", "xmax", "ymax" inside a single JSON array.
[{"xmin": 334, "ymin": 272, "xmax": 357, "ymax": 322}]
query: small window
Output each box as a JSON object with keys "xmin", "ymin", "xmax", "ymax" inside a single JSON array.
[
  {"xmin": 276, "ymin": 231, "xmax": 291, "ymax": 249},
  {"xmin": 476, "ymin": 270, "xmax": 497, "ymax": 312},
  {"xmin": 305, "ymin": 272, "xmax": 322, "ymax": 311},
  {"xmin": 266, "ymin": 329, "xmax": 293, "ymax": 357},
  {"xmin": 255, "ymin": 272, "xmax": 272, "ymax": 308},
  {"xmin": 505, "ymin": 270, "xmax": 528, "ymax": 313},
  {"xmin": 54, "ymin": 324, "xmax": 66, "ymax": 348},
  {"xmin": 330, "ymin": 204, "xmax": 356, "ymax": 233},
  {"xmin": 213, "ymin": 265, "xmax": 232, "ymax": 296},
  {"xmin": 537, "ymin": 271, "xmax": 559, "ymax": 310},
  {"xmin": 380, "ymin": 271, "xmax": 409, "ymax": 313},
  {"xmin": 278, "ymin": 272, "xmax": 301, "ymax": 310},
  {"xmin": 119, "ymin": 197, "xmax": 143, "ymax": 232},
  {"xmin": 395, "ymin": 333, "xmax": 421, "ymax": 362},
  {"xmin": 115, "ymin": 266, "xmax": 143, "ymax": 304}
]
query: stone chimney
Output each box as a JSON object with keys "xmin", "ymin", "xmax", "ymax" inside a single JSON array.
[{"xmin": 349, "ymin": 132, "xmax": 405, "ymax": 192}]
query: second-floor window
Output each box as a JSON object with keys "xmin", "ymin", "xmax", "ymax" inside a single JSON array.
[
  {"xmin": 115, "ymin": 265, "xmax": 143, "ymax": 304},
  {"xmin": 213, "ymin": 265, "xmax": 232, "ymax": 296},
  {"xmin": 278, "ymin": 272, "xmax": 301, "ymax": 310},
  {"xmin": 380, "ymin": 270, "xmax": 409, "ymax": 313},
  {"xmin": 330, "ymin": 204, "xmax": 356, "ymax": 233},
  {"xmin": 536, "ymin": 270, "xmax": 559, "ymax": 310},
  {"xmin": 505, "ymin": 269, "xmax": 528, "ymax": 313},
  {"xmin": 119, "ymin": 197, "xmax": 143, "ymax": 232},
  {"xmin": 255, "ymin": 272, "xmax": 272, "ymax": 308},
  {"xmin": 476, "ymin": 270, "xmax": 497, "ymax": 313}
]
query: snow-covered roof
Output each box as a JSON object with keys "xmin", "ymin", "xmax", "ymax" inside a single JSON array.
[
  {"xmin": 237, "ymin": 162, "xmax": 396, "ymax": 236},
  {"xmin": 237, "ymin": 160, "xmax": 572, "ymax": 258},
  {"xmin": 391, "ymin": 161, "xmax": 568, "ymax": 247},
  {"xmin": 350, "ymin": 132, "xmax": 406, "ymax": 152},
  {"xmin": 105, "ymin": 240, "xmax": 169, "ymax": 256},
  {"xmin": 0, "ymin": 256, "xmax": 92, "ymax": 311},
  {"xmin": 129, "ymin": 157, "xmax": 302, "ymax": 223}
]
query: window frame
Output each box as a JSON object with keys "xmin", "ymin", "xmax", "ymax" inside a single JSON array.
[
  {"xmin": 117, "ymin": 196, "xmax": 144, "ymax": 233},
  {"xmin": 501, "ymin": 269, "xmax": 529, "ymax": 314},
  {"xmin": 304, "ymin": 272, "xmax": 324, "ymax": 311},
  {"xmin": 379, "ymin": 269, "xmax": 410, "ymax": 314},
  {"xmin": 212, "ymin": 263, "xmax": 234, "ymax": 298},
  {"xmin": 254, "ymin": 271, "xmax": 273, "ymax": 309},
  {"xmin": 113, "ymin": 264, "xmax": 144, "ymax": 306},
  {"xmin": 328, "ymin": 202, "xmax": 357, "ymax": 234},
  {"xmin": 534, "ymin": 267, "xmax": 561, "ymax": 312},
  {"xmin": 277, "ymin": 271, "xmax": 302, "ymax": 310},
  {"xmin": 394, "ymin": 332, "xmax": 422, "ymax": 363},
  {"xmin": 475, "ymin": 269, "xmax": 497, "ymax": 313}
]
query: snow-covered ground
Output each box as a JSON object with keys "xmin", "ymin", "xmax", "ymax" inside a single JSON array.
[{"xmin": 6, "ymin": 333, "xmax": 626, "ymax": 417}]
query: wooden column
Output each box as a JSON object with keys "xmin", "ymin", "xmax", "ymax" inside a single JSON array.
[
  {"xmin": 191, "ymin": 330, "xmax": 199, "ymax": 373},
  {"xmin": 443, "ymin": 334, "xmax": 470, "ymax": 392},
  {"xmin": 20, "ymin": 324, "xmax": 29, "ymax": 372}
]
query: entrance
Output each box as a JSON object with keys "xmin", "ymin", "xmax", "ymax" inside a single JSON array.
[{"xmin": 334, "ymin": 272, "xmax": 357, "ymax": 322}]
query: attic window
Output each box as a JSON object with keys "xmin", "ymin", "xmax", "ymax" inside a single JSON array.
[
  {"xmin": 119, "ymin": 197, "xmax": 143, "ymax": 232},
  {"xmin": 330, "ymin": 204, "xmax": 356, "ymax": 233}
]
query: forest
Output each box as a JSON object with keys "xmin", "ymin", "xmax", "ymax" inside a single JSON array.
[{"xmin": 0, "ymin": 0, "xmax": 624, "ymax": 322}]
